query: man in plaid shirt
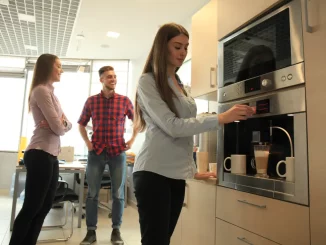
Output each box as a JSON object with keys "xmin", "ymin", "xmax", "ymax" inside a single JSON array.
[{"xmin": 78, "ymin": 66, "xmax": 136, "ymax": 245}]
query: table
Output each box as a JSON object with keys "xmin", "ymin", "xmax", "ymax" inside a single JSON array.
[{"xmin": 10, "ymin": 163, "xmax": 85, "ymax": 231}]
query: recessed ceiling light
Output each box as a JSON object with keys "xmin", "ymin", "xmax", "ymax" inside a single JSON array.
[
  {"xmin": 25, "ymin": 45, "xmax": 37, "ymax": 51},
  {"xmin": 106, "ymin": 31, "xmax": 120, "ymax": 39},
  {"xmin": 76, "ymin": 34, "xmax": 85, "ymax": 40},
  {"xmin": 18, "ymin": 13, "xmax": 36, "ymax": 22},
  {"xmin": 100, "ymin": 44, "xmax": 110, "ymax": 48},
  {"xmin": 0, "ymin": 0, "xmax": 9, "ymax": 6}
]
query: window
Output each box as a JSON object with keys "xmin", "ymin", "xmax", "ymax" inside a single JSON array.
[
  {"xmin": 0, "ymin": 77, "xmax": 25, "ymax": 151},
  {"xmin": 0, "ymin": 56, "xmax": 26, "ymax": 152}
]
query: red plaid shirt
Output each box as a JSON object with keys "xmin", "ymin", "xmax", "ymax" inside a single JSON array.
[{"xmin": 78, "ymin": 91, "xmax": 134, "ymax": 156}]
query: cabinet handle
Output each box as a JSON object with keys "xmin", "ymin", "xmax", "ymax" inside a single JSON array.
[
  {"xmin": 237, "ymin": 237, "xmax": 254, "ymax": 245},
  {"xmin": 209, "ymin": 67, "xmax": 216, "ymax": 88},
  {"xmin": 304, "ymin": 0, "xmax": 313, "ymax": 33},
  {"xmin": 237, "ymin": 199, "xmax": 267, "ymax": 209}
]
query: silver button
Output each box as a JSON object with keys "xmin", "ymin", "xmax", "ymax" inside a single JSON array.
[{"xmin": 287, "ymin": 74, "xmax": 293, "ymax": 80}]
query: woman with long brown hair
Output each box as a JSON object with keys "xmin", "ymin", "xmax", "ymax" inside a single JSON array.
[
  {"xmin": 133, "ymin": 23, "xmax": 255, "ymax": 245},
  {"xmin": 10, "ymin": 54, "xmax": 72, "ymax": 245}
]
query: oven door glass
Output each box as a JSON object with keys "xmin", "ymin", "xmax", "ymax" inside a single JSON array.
[{"xmin": 223, "ymin": 8, "xmax": 291, "ymax": 87}]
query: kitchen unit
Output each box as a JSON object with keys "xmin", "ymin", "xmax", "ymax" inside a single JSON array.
[
  {"xmin": 301, "ymin": 0, "xmax": 326, "ymax": 244},
  {"xmin": 171, "ymin": 179, "xmax": 216, "ymax": 245},
  {"xmin": 217, "ymin": 0, "xmax": 283, "ymax": 40},
  {"xmin": 177, "ymin": 0, "xmax": 326, "ymax": 244},
  {"xmin": 190, "ymin": 0, "xmax": 218, "ymax": 98}
]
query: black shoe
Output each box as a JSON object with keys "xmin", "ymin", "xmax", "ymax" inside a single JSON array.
[
  {"xmin": 80, "ymin": 230, "xmax": 96, "ymax": 245},
  {"xmin": 111, "ymin": 228, "xmax": 124, "ymax": 244}
]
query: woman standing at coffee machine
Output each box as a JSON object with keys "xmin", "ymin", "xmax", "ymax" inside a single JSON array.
[{"xmin": 132, "ymin": 23, "xmax": 255, "ymax": 245}]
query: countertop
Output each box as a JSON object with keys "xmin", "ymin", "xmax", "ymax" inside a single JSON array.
[{"xmin": 187, "ymin": 177, "xmax": 217, "ymax": 186}]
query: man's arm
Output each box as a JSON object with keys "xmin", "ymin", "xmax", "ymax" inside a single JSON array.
[
  {"xmin": 78, "ymin": 124, "xmax": 93, "ymax": 151},
  {"xmin": 77, "ymin": 98, "xmax": 93, "ymax": 151}
]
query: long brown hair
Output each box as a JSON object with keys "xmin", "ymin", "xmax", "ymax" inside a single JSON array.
[
  {"xmin": 134, "ymin": 23, "xmax": 189, "ymax": 132},
  {"xmin": 28, "ymin": 54, "xmax": 58, "ymax": 111}
]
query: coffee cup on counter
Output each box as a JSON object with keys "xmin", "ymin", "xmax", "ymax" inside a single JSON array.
[{"xmin": 223, "ymin": 155, "xmax": 246, "ymax": 175}]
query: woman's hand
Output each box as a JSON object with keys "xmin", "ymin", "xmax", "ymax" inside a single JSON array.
[
  {"xmin": 194, "ymin": 172, "xmax": 216, "ymax": 180},
  {"xmin": 125, "ymin": 138, "xmax": 135, "ymax": 151},
  {"xmin": 218, "ymin": 105, "xmax": 255, "ymax": 124}
]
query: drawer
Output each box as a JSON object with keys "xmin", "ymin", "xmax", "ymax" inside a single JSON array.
[
  {"xmin": 216, "ymin": 218, "xmax": 278, "ymax": 245},
  {"xmin": 216, "ymin": 186, "xmax": 310, "ymax": 245}
]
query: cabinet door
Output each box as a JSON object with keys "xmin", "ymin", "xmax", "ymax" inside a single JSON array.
[
  {"xmin": 191, "ymin": 0, "xmax": 218, "ymax": 98},
  {"xmin": 215, "ymin": 218, "xmax": 279, "ymax": 245},
  {"xmin": 217, "ymin": 0, "xmax": 282, "ymax": 39},
  {"xmin": 181, "ymin": 180, "xmax": 216, "ymax": 245},
  {"xmin": 302, "ymin": 0, "xmax": 326, "ymax": 244},
  {"xmin": 215, "ymin": 186, "xmax": 310, "ymax": 245}
]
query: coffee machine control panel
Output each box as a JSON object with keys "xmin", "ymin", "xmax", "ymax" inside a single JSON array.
[
  {"xmin": 256, "ymin": 99, "xmax": 270, "ymax": 114},
  {"xmin": 243, "ymin": 98, "xmax": 270, "ymax": 115},
  {"xmin": 218, "ymin": 63, "xmax": 305, "ymax": 103}
]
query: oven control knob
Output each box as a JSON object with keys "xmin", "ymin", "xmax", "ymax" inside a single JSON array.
[{"xmin": 261, "ymin": 79, "xmax": 271, "ymax": 87}]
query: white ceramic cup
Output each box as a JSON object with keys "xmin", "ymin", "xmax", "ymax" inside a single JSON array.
[
  {"xmin": 209, "ymin": 163, "xmax": 217, "ymax": 174},
  {"xmin": 276, "ymin": 157, "xmax": 295, "ymax": 182},
  {"xmin": 223, "ymin": 155, "xmax": 246, "ymax": 174}
]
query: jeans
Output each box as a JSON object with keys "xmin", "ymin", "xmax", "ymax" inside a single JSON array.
[
  {"xmin": 9, "ymin": 149, "xmax": 59, "ymax": 245},
  {"xmin": 86, "ymin": 150, "xmax": 126, "ymax": 230},
  {"xmin": 133, "ymin": 171, "xmax": 185, "ymax": 245}
]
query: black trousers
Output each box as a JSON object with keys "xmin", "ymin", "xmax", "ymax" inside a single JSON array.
[
  {"xmin": 9, "ymin": 149, "xmax": 59, "ymax": 245},
  {"xmin": 133, "ymin": 171, "xmax": 185, "ymax": 245}
]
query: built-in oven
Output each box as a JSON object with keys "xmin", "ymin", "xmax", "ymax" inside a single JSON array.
[
  {"xmin": 216, "ymin": 0, "xmax": 309, "ymax": 206},
  {"xmin": 218, "ymin": 0, "xmax": 304, "ymax": 103}
]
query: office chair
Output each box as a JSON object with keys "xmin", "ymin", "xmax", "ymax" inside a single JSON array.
[
  {"xmin": 38, "ymin": 177, "xmax": 79, "ymax": 243},
  {"xmin": 75, "ymin": 169, "xmax": 112, "ymax": 219}
]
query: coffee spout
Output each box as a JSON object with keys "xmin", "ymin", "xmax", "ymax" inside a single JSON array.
[{"xmin": 270, "ymin": 126, "xmax": 293, "ymax": 157}]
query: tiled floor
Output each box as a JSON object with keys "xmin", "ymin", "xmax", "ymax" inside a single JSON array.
[{"xmin": 0, "ymin": 190, "xmax": 141, "ymax": 245}]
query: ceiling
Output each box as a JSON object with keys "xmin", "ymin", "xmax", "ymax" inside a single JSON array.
[
  {"xmin": 0, "ymin": 0, "xmax": 209, "ymax": 60},
  {"xmin": 0, "ymin": 0, "xmax": 80, "ymax": 57}
]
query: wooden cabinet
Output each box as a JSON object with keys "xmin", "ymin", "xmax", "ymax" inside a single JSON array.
[
  {"xmin": 301, "ymin": 0, "xmax": 326, "ymax": 244},
  {"xmin": 191, "ymin": 0, "xmax": 218, "ymax": 98},
  {"xmin": 216, "ymin": 218, "xmax": 279, "ymax": 245},
  {"xmin": 171, "ymin": 180, "xmax": 216, "ymax": 245},
  {"xmin": 216, "ymin": 186, "xmax": 310, "ymax": 245},
  {"xmin": 217, "ymin": 0, "xmax": 282, "ymax": 39}
]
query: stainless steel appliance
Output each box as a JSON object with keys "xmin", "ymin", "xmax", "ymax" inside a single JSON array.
[
  {"xmin": 218, "ymin": 0, "xmax": 303, "ymax": 102},
  {"xmin": 217, "ymin": 0, "xmax": 309, "ymax": 206}
]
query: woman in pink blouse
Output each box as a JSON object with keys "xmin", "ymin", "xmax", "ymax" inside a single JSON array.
[{"xmin": 9, "ymin": 54, "xmax": 72, "ymax": 245}]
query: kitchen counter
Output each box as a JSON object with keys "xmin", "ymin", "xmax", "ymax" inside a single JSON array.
[{"xmin": 187, "ymin": 177, "xmax": 217, "ymax": 186}]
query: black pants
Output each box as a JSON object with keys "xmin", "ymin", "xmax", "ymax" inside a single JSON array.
[
  {"xmin": 9, "ymin": 149, "xmax": 59, "ymax": 245},
  {"xmin": 133, "ymin": 171, "xmax": 185, "ymax": 245}
]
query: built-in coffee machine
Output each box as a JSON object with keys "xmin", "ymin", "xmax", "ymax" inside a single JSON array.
[{"xmin": 217, "ymin": 0, "xmax": 309, "ymax": 206}]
